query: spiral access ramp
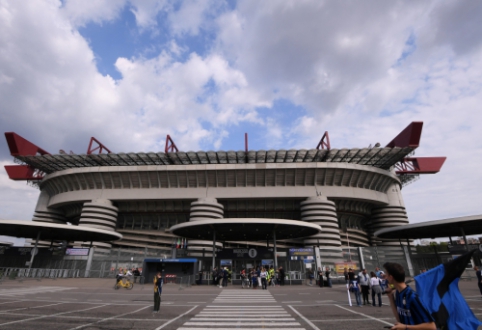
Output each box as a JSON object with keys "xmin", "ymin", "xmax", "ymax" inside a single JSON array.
[
  {"xmin": 301, "ymin": 196, "xmax": 341, "ymax": 247},
  {"xmin": 369, "ymin": 205, "xmax": 409, "ymax": 246},
  {"xmin": 76, "ymin": 199, "xmax": 119, "ymax": 251},
  {"xmin": 187, "ymin": 198, "xmax": 224, "ymax": 257}
]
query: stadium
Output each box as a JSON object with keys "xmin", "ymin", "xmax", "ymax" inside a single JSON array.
[{"xmin": 4, "ymin": 122, "xmax": 445, "ymax": 264}]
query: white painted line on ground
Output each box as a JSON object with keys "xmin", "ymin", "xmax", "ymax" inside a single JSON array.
[
  {"xmin": 0, "ymin": 300, "xmax": 23, "ymax": 305},
  {"xmin": 187, "ymin": 302, "xmax": 206, "ymax": 303},
  {"xmin": 287, "ymin": 305, "xmax": 320, "ymax": 330},
  {"xmin": 206, "ymin": 305, "xmax": 281, "ymax": 308},
  {"xmin": 309, "ymin": 318, "xmax": 393, "ymax": 322},
  {"xmin": 335, "ymin": 304, "xmax": 394, "ymax": 326},
  {"xmin": 177, "ymin": 328, "xmax": 305, "ymax": 330},
  {"xmin": 0, "ymin": 302, "xmax": 65, "ymax": 313},
  {"xmin": 0, "ymin": 304, "xmax": 108, "ymax": 327},
  {"xmin": 68, "ymin": 305, "xmax": 151, "ymax": 330},
  {"xmin": 87, "ymin": 299, "xmax": 102, "ymax": 301},
  {"xmin": 199, "ymin": 312, "xmax": 289, "ymax": 315},
  {"xmin": 154, "ymin": 305, "xmax": 198, "ymax": 330},
  {"xmin": 282, "ymin": 301, "xmax": 302, "ymax": 303},
  {"xmin": 192, "ymin": 317, "xmax": 296, "ymax": 321},
  {"xmin": 184, "ymin": 322, "xmax": 301, "ymax": 326}
]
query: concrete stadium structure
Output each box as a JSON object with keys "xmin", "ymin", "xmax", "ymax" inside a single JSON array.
[{"xmin": 4, "ymin": 122, "xmax": 446, "ymax": 257}]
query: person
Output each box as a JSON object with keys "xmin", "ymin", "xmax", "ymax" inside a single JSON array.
[
  {"xmin": 349, "ymin": 277, "xmax": 362, "ymax": 307},
  {"xmin": 375, "ymin": 266, "xmax": 381, "ymax": 277},
  {"xmin": 475, "ymin": 266, "xmax": 482, "ymax": 297},
  {"xmin": 222, "ymin": 267, "xmax": 228, "ymax": 288},
  {"xmin": 212, "ymin": 267, "xmax": 218, "ymax": 286},
  {"xmin": 344, "ymin": 267, "xmax": 349, "ymax": 283},
  {"xmin": 116, "ymin": 269, "xmax": 124, "ymax": 284},
  {"xmin": 133, "ymin": 268, "xmax": 141, "ymax": 283},
  {"xmin": 325, "ymin": 267, "xmax": 332, "ymax": 288},
  {"xmin": 251, "ymin": 268, "xmax": 258, "ymax": 289},
  {"xmin": 358, "ymin": 268, "xmax": 370, "ymax": 305},
  {"xmin": 369, "ymin": 271, "xmax": 383, "ymax": 307},
  {"xmin": 379, "ymin": 271, "xmax": 388, "ymax": 292},
  {"xmin": 279, "ymin": 266, "xmax": 285, "ymax": 286},
  {"xmin": 307, "ymin": 268, "xmax": 314, "ymax": 286},
  {"xmin": 153, "ymin": 271, "xmax": 163, "ymax": 313},
  {"xmin": 260, "ymin": 267, "xmax": 268, "ymax": 289},
  {"xmin": 347, "ymin": 268, "xmax": 356, "ymax": 283},
  {"xmin": 383, "ymin": 262, "xmax": 436, "ymax": 330},
  {"xmin": 317, "ymin": 267, "xmax": 324, "ymax": 287},
  {"xmin": 197, "ymin": 270, "xmax": 203, "ymax": 285},
  {"xmin": 269, "ymin": 266, "xmax": 275, "ymax": 286},
  {"xmin": 218, "ymin": 268, "xmax": 224, "ymax": 288}
]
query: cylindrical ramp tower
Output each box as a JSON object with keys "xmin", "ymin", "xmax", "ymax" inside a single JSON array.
[
  {"xmin": 186, "ymin": 198, "xmax": 224, "ymax": 257},
  {"xmin": 369, "ymin": 182, "xmax": 409, "ymax": 246},
  {"xmin": 76, "ymin": 199, "xmax": 119, "ymax": 252},
  {"xmin": 301, "ymin": 196, "xmax": 341, "ymax": 247}
]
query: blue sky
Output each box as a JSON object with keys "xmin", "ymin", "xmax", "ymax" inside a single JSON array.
[{"xmin": 1, "ymin": 0, "xmax": 482, "ymax": 244}]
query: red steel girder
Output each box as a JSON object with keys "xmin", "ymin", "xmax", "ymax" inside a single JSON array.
[
  {"xmin": 386, "ymin": 121, "xmax": 423, "ymax": 148},
  {"xmin": 4, "ymin": 165, "xmax": 45, "ymax": 181},
  {"xmin": 87, "ymin": 137, "xmax": 111, "ymax": 154},
  {"xmin": 165, "ymin": 135, "xmax": 179, "ymax": 153},
  {"xmin": 4, "ymin": 132, "xmax": 50, "ymax": 156},
  {"xmin": 316, "ymin": 131, "xmax": 331, "ymax": 150},
  {"xmin": 395, "ymin": 157, "xmax": 446, "ymax": 174}
]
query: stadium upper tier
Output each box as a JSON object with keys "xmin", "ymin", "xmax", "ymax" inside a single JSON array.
[{"xmin": 14, "ymin": 146, "xmax": 414, "ymax": 175}]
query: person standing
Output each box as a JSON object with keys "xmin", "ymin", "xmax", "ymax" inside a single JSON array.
[
  {"xmin": 349, "ymin": 277, "xmax": 362, "ymax": 307},
  {"xmin": 222, "ymin": 267, "xmax": 228, "ymax": 287},
  {"xmin": 383, "ymin": 262, "xmax": 436, "ymax": 329},
  {"xmin": 317, "ymin": 267, "xmax": 324, "ymax": 287},
  {"xmin": 153, "ymin": 271, "xmax": 163, "ymax": 313},
  {"xmin": 279, "ymin": 266, "xmax": 285, "ymax": 286},
  {"xmin": 325, "ymin": 267, "xmax": 332, "ymax": 288},
  {"xmin": 475, "ymin": 266, "xmax": 482, "ymax": 297},
  {"xmin": 358, "ymin": 269, "xmax": 370, "ymax": 305},
  {"xmin": 344, "ymin": 267, "xmax": 348, "ymax": 283},
  {"xmin": 260, "ymin": 267, "xmax": 268, "ymax": 290},
  {"xmin": 369, "ymin": 271, "xmax": 382, "ymax": 307},
  {"xmin": 307, "ymin": 268, "xmax": 314, "ymax": 286}
]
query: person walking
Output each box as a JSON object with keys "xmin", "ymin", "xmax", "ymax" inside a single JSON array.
[
  {"xmin": 475, "ymin": 266, "xmax": 482, "ymax": 297},
  {"xmin": 307, "ymin": 268, "xmax": 314, "ymax": 286},
  {"xmin": 260, "ymin": 267, "xmax": 268, "ymax": 290},
  {"xmin": 383, "ymin": 262, "xmax": 435, "ymax": 329},
  {"xmin": 153, "ymin": 271, "xmax": 163, "ymax": 313},
  {"xmin": 358, "ymin": 268, "xmax": 370, "ymax": 305},
  {"xmin": 317, "ymin": 267, "xmax": 324, "ymax": 287},
  {"xmin": 325, "ymin": 267, "xmax": 332, "ymax": 288},
  {"xmin": 222, "ymin": 267, "xmax": 228, "ymax": 287},
  {"xmin": 369, "ymin": 271, "xmax": 383, "ymax": 307},
  {"xmin": 279, "ymin": 266, "xmax": 285, "ymax": 286}
]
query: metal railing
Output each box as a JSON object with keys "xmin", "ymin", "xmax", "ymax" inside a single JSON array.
[{"xmin": 0, "ymin": 267, "xmax": 81, "ymax": 280}]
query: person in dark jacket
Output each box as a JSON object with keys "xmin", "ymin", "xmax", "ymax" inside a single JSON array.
[
  {"xmin": 278, "ymin": 267, "xmax": 285, "ymax": 286},
  {"xmin": 153, "ymin": 272, "xmax": 163, "ymax": 313}
]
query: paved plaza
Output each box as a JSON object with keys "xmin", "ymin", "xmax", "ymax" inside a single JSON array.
[{"xmin": 0, "ymin": 278, "xmax": 481, "ymax": 329}]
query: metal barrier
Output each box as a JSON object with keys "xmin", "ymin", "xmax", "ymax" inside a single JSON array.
[
  {"xmin": 177, "ymin": 275, "xmax": 194, "ymax": 290},
  {"xmin": 0, "ymin": 267, "xmax": 81, "ymax": 280}
]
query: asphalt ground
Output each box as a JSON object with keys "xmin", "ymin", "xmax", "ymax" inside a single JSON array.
[{"xmin": 0, "ymin": 278, "xmax": 481, "ymax": 330}]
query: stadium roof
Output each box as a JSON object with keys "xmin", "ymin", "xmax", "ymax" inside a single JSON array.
[
  {"xmin": 14, "ymin": 146, "xmax": 414, "ymax": 174},
  {"xmin": 0, "ymin": 220, "xmax": 123, "ymax": 242},
  {"xmin": 374, "ymin": 215, "xmax": 482, "ymax": 239},
  {"xmin": 169, "ymin": 218, "xmax": 322, "ymax": 240}
]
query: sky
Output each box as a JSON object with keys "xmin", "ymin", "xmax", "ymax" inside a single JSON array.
[{"xmin": 1, "ymin": 0, "xmax": 482, "ymax": 244}]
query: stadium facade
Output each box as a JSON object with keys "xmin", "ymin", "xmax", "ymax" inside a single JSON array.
[{"xmin": 4, "ymin": 122, "xmax": 446, "ymax": 258}]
